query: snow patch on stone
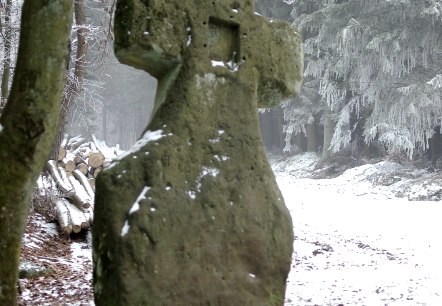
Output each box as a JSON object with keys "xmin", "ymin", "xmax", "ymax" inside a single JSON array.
[
  {"xmin": 187, "ymin": 27, "xmax": 192, "ymax": 47},
  {"xmin": 129, "ymin": 186, "xmax": 151, "ymax": 214},
  {"xmin": 214, "ymin": 155, "xmax": 230, "ymax": 162},
  {"xmin": 187, "ymin": 190, "xmax": 196, "ymax": 199},
  {"xmin": 209, "ymin": 138, "xmax": 220, "ymax": 143},
  {"xmin": 211, "ymin": 60, "xmax": 240, "ymax": 72},
  {"xmin": 105, "ymin": 130, "xmax": 167, "ymax": 171},
  {"xmin": 201, "ymin": 167, "xmax": 219, "ymax": 177},
  {"xmin": 121, "ymin": 220, "xmax": 130, "ymax": 237},
  {"xmin": 194, "ymin": 167, "xmax": 220, "ymax": 192},
  {"xmin": 211, "ymin": 60, "xmax": 225, "ymax": 68}
]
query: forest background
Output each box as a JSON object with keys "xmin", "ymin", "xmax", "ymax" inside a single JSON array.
[
  {"xmin": 1, "ymin": 0, "xmax": 442, "ymax": 166},
  {"xmin": 0, "ymin": 0, "xmax": 442, "ymax": 305}
]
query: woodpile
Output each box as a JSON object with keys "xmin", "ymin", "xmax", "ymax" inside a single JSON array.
[{"xmin": 46, "ymin": 134, "xmax": 120, "ymax": 235}]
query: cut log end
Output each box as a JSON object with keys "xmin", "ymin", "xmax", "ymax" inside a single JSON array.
[
  {"xmin": 58, "ymin": 147, "xmax": 67, "ymax": 161},
  {"xmin": 72, "ymin": 224, "xmax": 82, "ymax": 234},
  {"xmin": 88, "ymin": 152, "xmax": 105, "ymax": 168},
  {"xmin": 60, "ymin": 225, "xmax": 73, "ymax": 236},
  {"xmin": 76, "ymin": 163, "xmax": 88, "ymax": 176},
  {"xmin": 62, "ymin": 160, "xmax": 76, "ymax": 173},
  {"xmin": 48, "ymin": 135, "xmax": 117, "ymax": 236}
]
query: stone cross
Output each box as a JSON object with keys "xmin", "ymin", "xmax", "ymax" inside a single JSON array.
[{"xmin": 93, "ymin": 1, "xmax": 303, "ymax": 305}]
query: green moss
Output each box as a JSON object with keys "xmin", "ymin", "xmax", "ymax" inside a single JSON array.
[
  {"xmin": 0, "ymin": 1, "xmax": 72, "ymax": 305},
  {"xmin": 94, "ymin": 0, "xmax": 303, "ymax": 305},
  {"xmin": 18, "ymin": 262, "xmax": 54, "ymax": 279}
]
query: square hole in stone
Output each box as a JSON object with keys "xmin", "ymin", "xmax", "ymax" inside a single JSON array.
[{"xmin": 208, "ymin": 17, "xmax": 240, "ymax": 63}]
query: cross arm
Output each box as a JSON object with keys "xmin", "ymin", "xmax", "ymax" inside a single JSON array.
[
  {"xmin": 114, "ymin": 0, "xmax": 189, "ymax": 79},
  {"xmin": 251, "ymin": 18, "xmax": 303, "ymax": 108}
]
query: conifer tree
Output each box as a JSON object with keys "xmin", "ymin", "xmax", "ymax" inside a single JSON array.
[{"xmin": 284, "ymin": 0, "xmax": 442, "ymax": 158}]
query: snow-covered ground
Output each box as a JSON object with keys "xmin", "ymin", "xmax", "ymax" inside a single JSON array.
[
  {"xmin": 20, "ymin": 153, "xmax": 442, "ymax": 305},
  {"xmin": 273, "ymin": 153, "xmax": 442, "ymax": 306}
]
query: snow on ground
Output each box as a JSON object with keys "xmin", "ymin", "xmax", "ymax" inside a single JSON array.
[
  {"xmin": 272, "ymin": 153, "xmax": 442, "ymax": 306},
  {"xmin": 20, "ymin": 153, "xmax": 442, "ymax": 305},
  {"xmin": 19, "ymin": 214, "xmax": 93, "ymax": 305}
]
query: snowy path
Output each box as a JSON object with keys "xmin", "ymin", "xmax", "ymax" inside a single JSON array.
[{"xmin": 278, "ymin": 174, "xmax": 442, "ymax": 306}]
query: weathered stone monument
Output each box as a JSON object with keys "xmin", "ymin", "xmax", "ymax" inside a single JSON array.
[{"xmin": 93, "ymin": 0, "xmax": 303, "ymax": 305}]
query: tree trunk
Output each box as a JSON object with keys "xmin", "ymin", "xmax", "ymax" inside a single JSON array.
[
  {"xmin": 306, "ymin": 122, "xmax": 317, "ymax": 152},
  {"xmin": 50, "ymin": 0, "xmax": 88, "ymax": 160},
  {"xmin": 271, "ymin": 107, "xmax": 284, "ymax": 150},
  {"xmin": 259, "ymin": 111, "xmax": 272, "ymax": 150},
  {"xmin": 0, "ymin": 0, "xmax": 13, "ymax": 100},
  {"xmin": 322, "ymin": 110, "xmax": 336, "ymax": 159},
  {"xmin": 0, "ymin": 1, "xmax": 72, "ymax": 304},
  {"xmin": 291, "ymin": 132, "xmax": 307, "ymax": 154}
]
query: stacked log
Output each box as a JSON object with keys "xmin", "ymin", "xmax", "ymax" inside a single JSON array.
[
  {"xmin": 54, "ymin": 134, "xmax": 108, "ymax": 181},
  {"xmin": 48, "ymin": 134, "xmax": 119, "ymax": 235}
]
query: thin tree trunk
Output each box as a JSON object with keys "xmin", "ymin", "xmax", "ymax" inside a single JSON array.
[
  {"xmin": 0, "ymin": 1, "xmax": 72, "ymax": 304},
  {"xmin": 1, "ymin": 0, "xmax": 13, "ymax": 100},
  {"xmin": 271, "ymin": 107, "xmax": 284, "ymax": 151},
  {"xmin": 306, "ymin": 122, "xmax": 317, "ymax": 152},
  {"xmin": 50, "ymin": 0, "xmax": 88, "ymax": 160},
  {"xmin": 102, "ymin": 105, "xmax": 107, "ymax": 142},
  {"xmin": 293, "ymin": 133, "xmax": 304, "ymax": 153},
  {"xmin": 322, "ymin": 110, "xmax": 336, "ymax": 159},
  {"xmin": 259, "ymin": 112, "xmax": 272, "ymax": 150}
]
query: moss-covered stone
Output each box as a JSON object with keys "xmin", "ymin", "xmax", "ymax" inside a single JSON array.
[
  {"xmin": 94, "ymin": 1, "xmax": 303, "ymax": 305},
  {"xmin": 19, "ymin": 261, "xmax": 54, "ymax": 279}
]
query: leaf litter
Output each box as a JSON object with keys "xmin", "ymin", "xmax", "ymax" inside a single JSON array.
[{"xmin": 19, "ymin": 152, "xmax": 442, "ymax": 305}]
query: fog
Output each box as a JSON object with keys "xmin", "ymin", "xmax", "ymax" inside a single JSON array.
[
  {"xmin": 69, "ymin": 2, "xmax": 158, "ymax": 150},
  {"xmin": 98, "ymin": 54, "xmax": 157, "ymax": 149},
  {"xmin": 69, "ymin": 0, "xmax": 285, "ymax": 152}
]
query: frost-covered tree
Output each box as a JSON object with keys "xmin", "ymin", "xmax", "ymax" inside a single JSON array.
[
  {"xmin": 64, "ymin": 0, "xmax": 116, "ymax": 137},
  {"xmin": 50, "ymin": 0, "xmax": 115, "ymax": 158},
  {"xmin": 285, "ymin": 0, "xmax": 442, "ymax": 158},
  {"xmin": 0, "ymin": 0, "xmax": 22, "ymax": 104},
  {"xmin": 256, "ymin": 0, "xmax": 294, "ymax": 22},
  {"xmin": 256, "ymin": 0, "xmax": 300, "ymax": 152}
]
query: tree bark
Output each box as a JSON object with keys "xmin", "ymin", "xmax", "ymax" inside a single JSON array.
[
  {"xmin": 73, "ymin": 169, "xmax": 95, "ymax": 199},
  {"xmin": 306, "ymin": 122, "xmax": 317, "ymax": 152},
  {"xmin": 322, "ymin": 110, "xmax": 336, "ymax": 159},
  {"xmin": 68, "ymin": 135, "xmax": 86, "ymax": 151},
  {"xmin": 0, "ymin": 1, "xmax": 72, "ymax": 304},
  {"xmin": 55, "ymin": 198, "xmax": 90, "ymax": 235},
  {"xmin": 0, "ymin": 0, "xmax": 12, "ymax": 100},
  {"xmin": 271, "ymin": 107, "xmax": 284, "ymax": 151},
  {"xmin": 47, "ymin": 160, "xmax": 73, "ymax": 194},
  {"xmin": 68, "ymin": 176, "xmax": 92, "ymax": 210},
  {"xmin": 50, "ymin": 0, "xmax": 88, "ymax": 160},
  {"xmin": 55, "ymin": 199, "xmax": 73, "ymax": 235}
]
